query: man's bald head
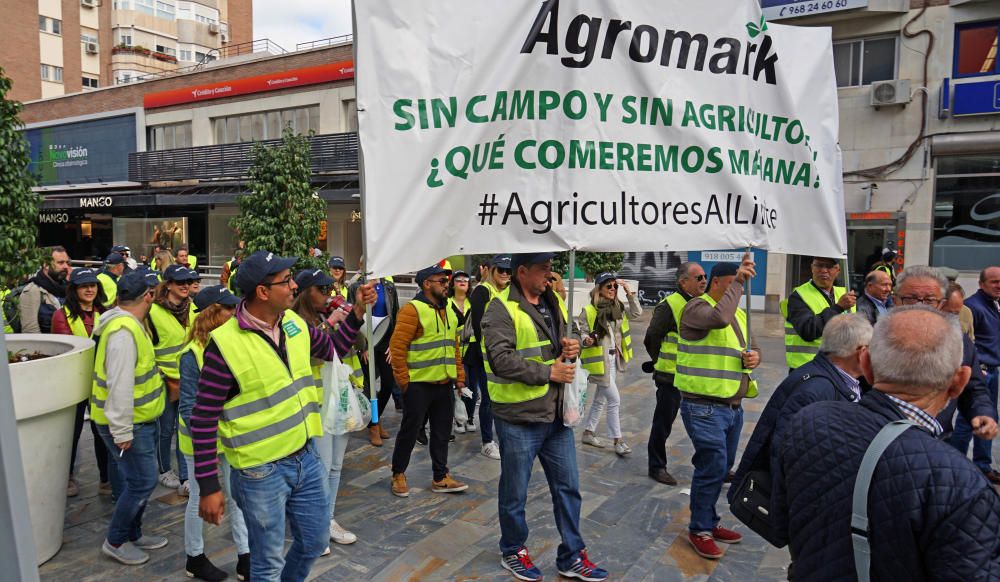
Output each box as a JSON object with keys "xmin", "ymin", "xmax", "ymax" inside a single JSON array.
[{"xmin": 868, "ymin": 306, "xmax": 963, "ymax": 395}]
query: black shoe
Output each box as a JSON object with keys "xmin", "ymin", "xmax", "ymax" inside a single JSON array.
[
  {"xmin": 449, "ymin": 433, "xmax": 456, "ymax": 442},
  {"xmin": 984, "ymin": 470, "xmax": 1000, "ymax": 485},
  {"xmin": 236, "ymin": 552, "xmax": 250, "ymax": 581},
  {"xmin": 416, "ymin": 428, "xmax": 428, "ymax": 446},
  {"xmin": 185, "ymin": 553, "xmax": 228, "ymax": 581},
  {"xmin": 649, "ymin": 468, "xmax": 678, "ymax": 486}
]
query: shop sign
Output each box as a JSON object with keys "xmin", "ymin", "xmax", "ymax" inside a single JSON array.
[
  {"xmin": 144, "ymin": 61, "xmax": 355, "ymax": 109},
  {"xmin": 953, "ymin": 79, "xmax": 1000, "ymax": 117},
  {"xmin": 24, "ymin": 115, "xmax": 137, "ymax": 186},
  {"xmin": 760, "ymin": 0, "xmax": 868, "ymax": 20},
  {"xmin": 79, "ymin": 196, "xmax": 113, "ymax": 208},
  {"xmin": 39, "ymin": 213, "xmax": 70, "ymax": 224}
]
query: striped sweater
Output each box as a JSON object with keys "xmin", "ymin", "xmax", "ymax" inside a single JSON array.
[{"xmin": 191, "ymin": 304, "xmax": 361, "ymax": 496}]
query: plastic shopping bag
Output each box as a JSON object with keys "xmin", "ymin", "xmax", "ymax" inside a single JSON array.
[
  {"xmin": 454, "ymin": 389, "xmax": 469, "ymax": 424},
  {"xmin": 353, "ymin": 387, "xmax": 373, "ymax": 428},
  {"xmin": 562, "ymin": 360, "xmax": 590, "ymax": 427},
  {"xmin": 320, "ymin": 361, "xmax": 347, "ymax": 434}
]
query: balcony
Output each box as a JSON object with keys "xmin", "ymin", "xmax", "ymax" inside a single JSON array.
[{"xmin": 128, "ymin": 131, "xmax": 359, "ymax": 183}]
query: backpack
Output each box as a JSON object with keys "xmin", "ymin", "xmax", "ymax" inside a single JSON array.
[{"xmin": 1, "ymin": 284, "xmax": 28, "ymax": 333}]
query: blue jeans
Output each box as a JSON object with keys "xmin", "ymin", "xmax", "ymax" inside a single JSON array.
[
  {"xmin": 229, "ymin": 442, "xmax": 329, "ymax": 582},
  {"xmin": 183, "ymin": 455, "xmax": 249, "ymax": 557},
  {"xmin": 157, "ymin": 398, "xmax": 188, "ymax": 480},
  {"xmin": 680, "ymin": 400, "xmax": 743, "ymax": 533},
  {"xmin": 97, "ymin": 422, "xmax": 160, "ymax": 546},
  {"xmin": 951, "ymin": 367, "xmax": 999, "ymax": 473},
  {"xmin": 495, "ymin": 417, "xmax": 585, "ymax": 570},
  {"xmin": 315, "ymin": 433, "xmax": 350, "ymax": 519}
]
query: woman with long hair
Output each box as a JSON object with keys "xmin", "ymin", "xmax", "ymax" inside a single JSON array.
[
  {"xmin": 579, "ymin": 273, "xmax": 643, "ymax": 456},
  {"xmin": 152, "ymin": 249, "xmax": 174, "ymax": 274},
  {"xmin": 291, "ymin": 268, "xmax": 359, "ymax": 549},
  {"xmin": 466, "ymin": 255, "xmax": 513, "ymax": 460},
  {"xmin": 52, "ymin": 268, "xmax": 110, "ymax": 498},
  {"xmin": 177, "ymin": 286, "xmax": 248, "ymax": 581},
  {"xmin": 328, "ymin": 256, "xmax": 350, "ymax": 299}
]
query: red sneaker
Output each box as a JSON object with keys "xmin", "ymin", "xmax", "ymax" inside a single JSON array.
[
  {"xmin": 688, "ymin": 532, "xmax": 724, "ymax": 559},
  {"xmin": 712, "ymin": 525, "xmax": 743, "ymax": 544}
]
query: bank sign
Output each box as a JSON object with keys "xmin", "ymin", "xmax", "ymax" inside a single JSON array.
[
  {"xmin": 25, "ymin": 114, "xmax": 136, "ymax": 186},
  {"xmin": 761, "ymin": 0, "xmax": 868, "ymax": 20}
]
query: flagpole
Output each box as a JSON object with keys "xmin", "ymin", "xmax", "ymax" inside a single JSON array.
[
  {"xmin": 566, "ymin": 248, "xmax": 576, "ymax": 332},
  {"xmin": 744, "ymin": 245, "xmax": 752, "ymax": 350}
]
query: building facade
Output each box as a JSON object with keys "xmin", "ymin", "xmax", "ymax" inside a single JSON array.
[
  {"xmin": 0, "ymin": 0, "xmax": 252, "ymax": 102},
  {"xmin": 20, "ymin": 41, "xmax": 361, "ymax": 270},
  {"xmin": 764, "ymin": 0, "xmax": 1000, "ymax": 303}
]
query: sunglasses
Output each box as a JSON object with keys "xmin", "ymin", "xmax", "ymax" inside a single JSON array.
[
  {"xmin": 495, "ymin": 268, "xmax": 512, "ymax": 275},
  {"xmin": 317, "ymin": 286, "xmax": 332, "ymax": 295},
  {"xmin": 695, "ymin": 274, "xmax": 706, "ymax": 281},
  {"xmin": 427, "ymin": 277, "xmax": 450, "ymax": 285},
  {"xmin": 603, "ymin": 283, "xmax": 619, "ymax": 290},
  {"xmin": 454, "ymin": 278, "xmax": 470, "ymax": 284},
  {"xmin": 547, "ymin": 277, "xmax": 558, "ymax": 283}
]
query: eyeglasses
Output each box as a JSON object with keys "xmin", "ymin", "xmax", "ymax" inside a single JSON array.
[
  {"xmin": 262, "ymin": 275, "xmax": 294, "ymax": 288},
  {"xmin": 895, "ymin": 295, "xmax": 942, "ymax": 306}
]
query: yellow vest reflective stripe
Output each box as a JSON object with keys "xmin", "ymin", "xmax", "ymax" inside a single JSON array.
[
  {"xmin": 485, "ymin": 289, "xmax": 567, "ymax": 405},
  {"xmin": 211, "ymin": 310, "xmax": 321, "ymax": 469},
  {"xmin": 343, "ymin": 350, "xmax": 365, "ymax": 389},
  {"xmin": 177, "ymin": 341, "xmax": 206, "ymax": 456},
  {"xmin": 226, "ymin": 263, "xmax": 239, "ymax": 294},
  {"xmin": 782, "ymin": 282, "xmax": 853, "ymax": 369},
  {"xmin": 149, "ymin": 303, "xmax": 194, "ymax": 380},
  {"xmin": 91, "ymin": 315, "xmax": 165, "ymax": 425},
  {"xmin": 674, "ymin": 294, "xmax": 758, "ymax": 399},
  {"xmin": 97, "ymin": 272, "xmax": 117, "ymax": 307},
  {"xmin": 407, "ymin": 300, "xmax": 460, "ymax": 383},
  {"xmin": 63, "ymin": 306, "xmax": 99, "ymax": 338},
  {"xmin": 580, "ymin": 303, "xmax": 632, "ymax": 376},
  {"xmin": 654, "ymin": 293, "xmax": 688, "ymax": 374}
]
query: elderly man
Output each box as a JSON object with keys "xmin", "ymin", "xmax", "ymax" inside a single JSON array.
[
  {"xmin": 643, "ymin": 261, "xmax": 707, "ymax": 486},
  {"xmin": 729, "ymin": 314, "xmax": 872, "ymax": 520},
  {"xmin": 782, "ymin": 257, "xmax": 857, "ymax": 370},
  {"xmin": 772, "ymin": 307, "xmax": 1000, "ymax": 579},
  {"xmin": 857, "ymin": 270, "xmax": 893, "ymax": 325},
  {"xmin": 953, "ymin": 265, "xmax": 1000, "ymax": 483}
]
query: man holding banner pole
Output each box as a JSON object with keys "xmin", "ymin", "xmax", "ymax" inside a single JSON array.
[
  {"xmin": 782, "ymin": 257, "xmax": 857, "ymax": 370},
  {"xmin": 482, "ymin": 252, "xmax": 608, "ymax": 582}
]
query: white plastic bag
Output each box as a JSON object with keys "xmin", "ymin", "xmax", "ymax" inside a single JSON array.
[
  {"xmin": 562, "ymin": 360, "xmax": 590, "ymax": 427},
  {"xmin": 322, "ymin": 360, "xmax": 371, "ymax": 435},
  {"xmin": 454, "ymin": 389, "xmax": 469, "ymax": 424}
]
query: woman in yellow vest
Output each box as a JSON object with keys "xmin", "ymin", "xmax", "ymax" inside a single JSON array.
[
  {"xmin": 578, "ymin": 273, "xmax": 643, "ymax": 456},
  {"xmin": 148, "ymin": 264, "xmax": 198, "ymax": 492},
  {"xmin": 291, "ymin": 268, "xmax": 360, "ymax": 547},
  {"xmin": 177, "ymin": 285, "xmax": 249, "ymax": 581},
  {"xmin": 52, "ymin": 268, "xmax": 110, "ymax": 498},
  {"xmin": 327, "ymin": 256, "xmax": 350, "ymax": 300},
  {"xmin": 448, "ymin": 270, "xmax": 477, "ymax": 434}
]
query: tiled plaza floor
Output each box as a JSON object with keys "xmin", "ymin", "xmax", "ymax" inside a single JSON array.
[{"xmin": 41, "ymin": 311, "xmax": 795, "ymax": 581}]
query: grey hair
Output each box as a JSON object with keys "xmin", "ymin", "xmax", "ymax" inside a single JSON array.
[
  {"xmin": 864, "ymin": 270, "xmax": 889, "ymax": 287},
  {"xmin": 869, "ymin": 305, "xmax": 963, "ymax": 392},
  {"xmin": 819, "ymin": 314, "xmax": 873, "ymax": 358},
  {"xmin": 894, "ymin": 265, "xmax": 947, "ymax": 297},
  {"xmin": 677, "ymin": 262, "xmax": 699, "ymax": 281}
]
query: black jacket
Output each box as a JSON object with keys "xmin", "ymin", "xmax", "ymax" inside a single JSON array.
[
  {"xmin": 728, "ymin": 353, "xmax": 858, "ymax": 505},
  {"xmin": 642, "ymin": 291, "xmax": 692, "ymax": 384},
  {"xmin": 772, "ymin": 390, "xmax": 1000, "ymax": 580},
  {"xmin": 855, "ymin": 293, "xmax": 883, "ymax": 326},
  {"xmin": 786, "ymin": 281, "xmax": 847, "ymax": 342},
  {"xmin": 936, "ymin": 334, "xmax": 996, "ymax": 437}
]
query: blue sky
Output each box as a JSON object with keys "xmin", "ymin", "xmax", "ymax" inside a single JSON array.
[{"xmin": 252, "ymin": 0, "xmax": 352, "ymax": 53}]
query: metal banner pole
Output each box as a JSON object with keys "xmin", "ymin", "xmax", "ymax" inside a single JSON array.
[
  {"xmin": 566, "ymin": 248, "xmax": 576, "ymax": 331},
  {"xmin": 744, "ymin": 246, "xmax": 753, "ymax": 350}
]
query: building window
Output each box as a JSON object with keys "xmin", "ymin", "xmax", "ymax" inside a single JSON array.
[
  {"xmin": 82, "ymin": 76, "xmax": 99, "ymax": 89},
  {"xmin": 41, "ymin": 64, "xmax": 63, "ymax": 83},
  {"xmin": 179, "ymin": 49, "xmax": 193, "ymax": 62},
  {"xmin": 134, "ymin": 0, "xmax": 155, "ymax": 16},
  {"xmin": 113, "ymin": 0, "xmax": 131, "ymax": 8},
  {"xmin": 38, "ymin": 15, "xmax": 46, "ymax": 31},
  {"xmin": 832, "ymin": 36, "xmax": 897, "ymax": 88},
  {"xmin": 934, "ymin": 155, "xmax": 1000, "ymax": 270},
  {"xmin": 39, "ymin": 16, "xmax": 61, "ymax": 35},
  {"xmin": 40, "ymin": 64, "xmax": 49, "ymax": 80},
  {"xmin": 196, "ymin": 14, "xmax": 217, "ymax": 25},
  {"xmin": 954, "ymin": 21, "xmax": 1000, "ymax": 78},
  {"xmin": 212, "ymin": 106, "xmax": 321, "ymax": 144},
  {"xmin": 155, "ymin": 44, "xmax": 176, "ymax": 56},
  {"xmin": 80, "ymin": 32, "xmax": 99, "ymax": 45},
  {"xmin": 147, "ymin": 122, "xmax": 192, "ymax": 150},
  {"xmin": 176, "ymin": 1, "xmax": 192, "ymax": 20},
  {"xmin": 116, "ymin": 31, "xmax": 133, "ymax": 46},
  {"xmin": 156, "ymin": 0, "xmax": 175, "ymax": 20}
]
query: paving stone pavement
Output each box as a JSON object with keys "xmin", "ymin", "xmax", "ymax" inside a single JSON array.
[{"xmin": 41, "ymin": 311, "xmax": 795, "ymax": 581}]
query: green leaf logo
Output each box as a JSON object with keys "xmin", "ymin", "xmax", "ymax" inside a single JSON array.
[{"xmin": 747, "ymin": 15, "xmax": 768, "ymax": 39}]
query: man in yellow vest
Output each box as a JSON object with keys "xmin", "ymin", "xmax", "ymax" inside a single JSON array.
[
  {"xmin": 482, "ymin": 252, "xmax": 608, "ymax": 582},
  {"xmin": 98, "ymin": 252, "xmax": 126, "ymax": 308},
  {"xmin": 783, "ymin": 256, "xmax": 857, "ymax": 370},
  {"xmin": 193, "ymin": 250, "xmax": 374, "ymax": 581},
  {"xmin": 90, "ymin": 270, "xmax": 167, "ymax": 565},
  {"xmin": 642, "ymin": 261, "xmax": 706, "ymax": 486},
  {"xmin": 675, "ymin": 256, "xmax": 760, "ymax": 561},
  {"xmin": 387, "ymin": 265, "xmax": 468, "ymax": 497}
]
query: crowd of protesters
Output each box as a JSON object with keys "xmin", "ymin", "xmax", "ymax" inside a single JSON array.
[{"xmin": 2, "ymin": 244, "xmax": 998, "ymax": 581}]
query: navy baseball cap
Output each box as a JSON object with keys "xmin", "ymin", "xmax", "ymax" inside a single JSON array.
[
  {"xmin": 416, "ymin": 265, "xmax": 450, "ymax": 286},
  {"xmin": 595, "ymin": 272, "xmax": 617, "ymax": 286},
  {"xmin": 164, "ymin": 264, "xmax": 199, "ymax": 282},
  {"xmin": 193, "ymin": 285, "xmax": 241, "ymax": 312},
  {"xmin": 491, "ymin": 254, "xmax": 512, "ymax": 270},
  {"xmin": 69, "ymin": 267, "xmax": 100, "ymax": 286},
  {"xmin": 452, "ymin": 270, "xmax": 470, "ymax": 279},
  {"xmin": 234, "ymin": 250, "xmax": 297, "ymax": 296},
  {"xmin": 709, "ymin": 262, "xmax": 740, "ymax": 284},
  {"xmin": 511, "ymin": 253, "xmax": 555, "ymax": 271},
  {"xmin": 111, "ymin": 244, "xmax": 130, "ymax": 253},
  {"xmin": 294, "ymin": 268, "xmax": 335, "ymax": 290},
  {"xmin": 105, "ymin": 252, "xmax": 124, "ymax": 265},
  {"xmin": 117, "ymin": 270, "xmax": 156, "ymax": 301},
  {"xmin": 327, "ymin": 256, "xmax": 346, "ymax": 269}
]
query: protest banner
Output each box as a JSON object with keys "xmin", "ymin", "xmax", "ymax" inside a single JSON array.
[{"xmin": 354, "ymin": 0, "xmax": 846, "ymax": 277}]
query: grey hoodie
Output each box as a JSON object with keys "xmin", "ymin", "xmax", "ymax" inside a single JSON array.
[{"xmin": 93, "ymin": 307, "xmax": 151, "ymax": 443}]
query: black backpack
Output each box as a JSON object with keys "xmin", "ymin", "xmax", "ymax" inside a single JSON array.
[{"xmin": 1, "ymin": 284, "xmax": 28, "ymax": 333}]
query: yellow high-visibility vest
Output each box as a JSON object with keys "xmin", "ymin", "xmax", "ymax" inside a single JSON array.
[
  {"xmin": 91, "ymin": 315, "xmax": 165, "ymax": 425},
  {"xmin": 653, "ymin": 293, "xmax": 688, "ymax": 375},
  {"xmin": 674, "ymin": 294, "xmax": 758, "ymax": 399}
]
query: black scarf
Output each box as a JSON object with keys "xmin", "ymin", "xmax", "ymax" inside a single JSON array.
[
  {"xmin": 32, "ymin": 270, "xmax": 67, "ymax": 299},
  {"xmin": 156, "ymin": 296, "xmax": 192, "ymax": 328},
  {"xmin": 593, "ymin": 296, "xmax": 624, "ymax": 340}
]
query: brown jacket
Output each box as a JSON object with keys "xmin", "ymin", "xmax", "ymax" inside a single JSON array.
[{"xmin": 389, "ymin": 294, "xmax": 464, "ymax": 389}]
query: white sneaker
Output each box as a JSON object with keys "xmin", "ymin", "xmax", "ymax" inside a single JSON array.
[
  {"xmin": 329, "ymin": 520, "xmax": 357, "ymax": 545},
  {"xmin": 582, "ymin": 432, "xmax": 606, "ymax": 448},
  {"xmin": 177, "ymin": 480, "xmax": 190, "ymax": 497},
  {"xmin": 158, "ymin": 470, "xmax": 181, "ymax": 489},
  {"xmin": 455, "ymin": 421, "xmax": 466, "ymax": 434},
  {"xmin": 614, "ymin": 440, "xmax": 633, "ymax": 456},
  {"xmin": 466, "ymin": 419, "xmax": 477, "ymax": 432},
  {"xmin": 481, "ymin": 441, "xmax": 501, "ymax": 460}
]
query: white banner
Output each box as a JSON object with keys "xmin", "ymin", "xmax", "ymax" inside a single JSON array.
[{"xmin": 355, "ymin": 0, "xmax": 846, "ymax": 277}]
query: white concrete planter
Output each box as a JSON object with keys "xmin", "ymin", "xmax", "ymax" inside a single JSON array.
[{"xmin": 8, "ymin": 334, "xmax": 95, "ymax": 565}]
